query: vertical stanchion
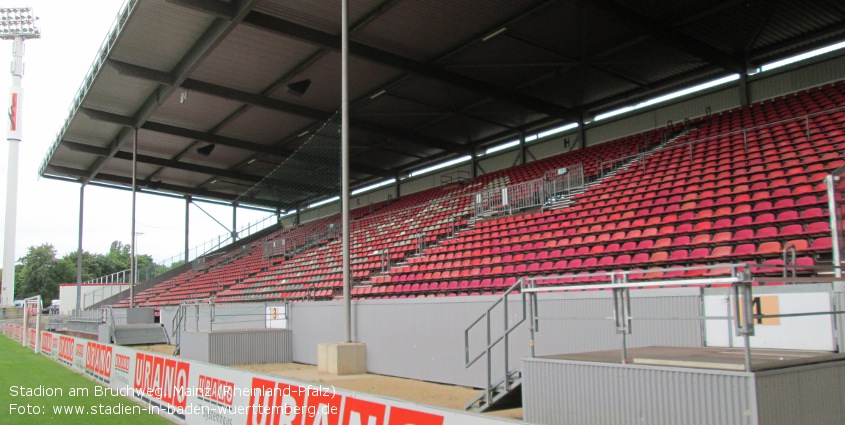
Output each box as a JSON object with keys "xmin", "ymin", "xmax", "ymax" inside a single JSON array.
[
  {"xmin": 185, "ymin": 196, "xmax": 191, "ymax": 264},
  {"xmin": 341, "ymin": 0, "xmax": 352, "ymax": 343},
  {"xmin": 826, "ymin": 174, "xmax": 842, "ymax": 278},
  {"xmin": 3, "ymin": 17, "xmax": 43, "ymax": 305},
  {"xmin": 130, "ymin": 128, "xmax": 138, "ymax": 307},
  {"xmin": 485, "ymin": 312, "xmax": 491, "ymax": 406},
  {"xmin": 503, "ymin": 294, "xmax": 509, "ymax": 391},
  {"xmin": 76, "ymin": 184, "xmax": 85, "ymax": 312},
  {"xmin": 35, "ymin": 298, "xmax": 40, "ymax": 354}
]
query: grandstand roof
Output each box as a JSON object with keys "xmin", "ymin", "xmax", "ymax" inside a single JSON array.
[{"xmin": 39, "ymin": 0, "xmax": 845, "ymax": 210}]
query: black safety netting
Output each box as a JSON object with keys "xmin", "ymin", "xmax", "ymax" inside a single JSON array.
[{"xmin": 237, "ymin": 113, "xmax": 340, "ymax": 211}]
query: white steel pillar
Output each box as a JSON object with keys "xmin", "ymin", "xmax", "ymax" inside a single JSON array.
[
  {"xmin": 1, "ymin": 8, "xmax": 39, "ymax": 306},
  {"xmin": 130, "ymin": 128, "xmax": 138, "ymax": 307},
  {"xmin": 3, "ymin": 37, "xmax": 25, "ymax": 306},
  {"xmin": 232, "ymin": 202, "xmax": 238, "ymax": 242},
  {"xmin": 185, "ymin": 196, "xmax": 191, "ymax": 263},
  {"xmin": 341, "ymin": 0, "xmax": 352, "ymax": 343},
  {"xmin": 76, "ymin": 184, "xmax": 85, "ymax": 312}
]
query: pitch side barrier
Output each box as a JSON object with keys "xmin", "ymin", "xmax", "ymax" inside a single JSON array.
[
  {"xmin": 1, "ymin": 324, "xmax": 521, "ymax": 425},
  {"xmin": 464, "ymin": 262, "xmax": 845, "ymax": 407},
  {"xmin": 519, "ymin": 263, "xmax": 845, "ymax": 371}
]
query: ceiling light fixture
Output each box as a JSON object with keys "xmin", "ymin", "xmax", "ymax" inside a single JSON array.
[
  {"xmin": 196, "ymin": 144, "xmax": 215, "ymax": 156},
  {"xmin": 286, "ymin": 79, "xmax": 311, "ymax": 96},
  {"xmin": 482, "ymin": 27, "xmax": 507, "ymax": 42}
]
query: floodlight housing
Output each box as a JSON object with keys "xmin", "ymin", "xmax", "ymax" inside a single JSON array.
[{"xmin": 0, "ymin": 7, "xmax": 40, "ymax": 40}]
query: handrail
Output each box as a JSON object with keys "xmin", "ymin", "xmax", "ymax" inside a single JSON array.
[
  {"xmin": 473, "ymin": 164, "xmax": 585, "ymax": 218},
  {"xmin": 105, "ymin": 307, "xmax": 116, "ymax": 344},
  {"xmin": 597, "ymin": 103, "xmax": 845, "ymax": 183},
  {"xmin": 599, "ymin": 152, "xmax": 646, "ymax": 179},
  {"xmin": 518, "ymin": 263, "xmax": 845, "ymax": 373},
  {"xmin": 464, "ymin": 277, "xmax": 527, "ymax": 406},
  {"xmin": 463, "ymin": 262, "xmax": 777, "ymax": 405},
  {"xmin": 380, "ymin": 248, "xmax": 390, "ymax": 273},
  {"xmin": 158, "ymin": 212, "xmax": 277, "ymax": 268},
  {"xmin": 85, "ymin": 269, "xmax": 131, "ymax": 284},
  {"xmin": 171, "ymin": 305, "xmax": 185, "ymax": 354},
  {"xmin": 82, "ymin": 279, "xmax": 130, "ymax": 310},
  {"xmin": 783, "ymin": 243, "xmax": 798, "ymax": 278},
  {"xmin": 826, "ymin": 167, "xmax": 845, "ymax": 279}
]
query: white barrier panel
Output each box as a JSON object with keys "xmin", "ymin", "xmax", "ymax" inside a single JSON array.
[
  {"xmin": 1, "ymin": 324, "xmax": 519, "ymax": 425},
  {"xmin": 703, "ymin": 292, "xmax": 835, "ymax": 351}
]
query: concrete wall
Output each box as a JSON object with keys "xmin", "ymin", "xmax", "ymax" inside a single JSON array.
[
  {"xmin": 478, "ymin": 149, "xmax": 520, "ymax": 175},
  {"xmin": 750, "ymin": 54, "xmax": 845, "ymax": 102},
  {"xmin": 60, "ymin": 284, "xmax": 127, "ymax": 314},
  {"xmin": 126, "ymin": 308, "xmax": 155, "ymax": 324},
  {"xmin": 400, "ymin": 163, "xmax": 473, "ymax": 196}
]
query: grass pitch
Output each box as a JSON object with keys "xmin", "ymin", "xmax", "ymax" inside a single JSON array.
[{"xmin": 0, "ymin": 335, "xmax": 172, "ymax": 424}]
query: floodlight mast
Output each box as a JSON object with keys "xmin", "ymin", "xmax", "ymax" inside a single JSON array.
[{"xmin": 1, "ymin": 7, "xmax": 40, "ymax": 307}]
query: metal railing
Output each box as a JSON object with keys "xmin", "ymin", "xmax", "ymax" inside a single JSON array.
[
  {"xmin": 598, "ymin": 152, "xmax": 647, "ymax": 179},
  {"xmin": 414, "ymin": 233, "xmax": 427, "ymax": 255},
  {"xmin": 106, "ymin": 307, "xmax": 117, "ymax": 343},
  {"xmin": 464, "ymin": 262, "xmax": 845, "ymax": 409},
  {"xmin": 171, "ymin": 305, "xmax": 186, "ymax": 354},
  {"xmin": 597, "ymin": 104, "xmax": 845, "ymax": 183},
  {"xmin": 157, "ymin": 212, "xmax": 277, "ymax": 269},
  {"xmin": 544, "ymin": 163, "xmax": 585, "ymax": 199},
  {"xmin": 65, "ymin": 309, "xmax": 104, "ymax": 335},
  {"xmin": 473, "ymin": 179, "xmax": 541, "ymax": 217},
  {"xmin": 464, "ymin": 279, "xmax": 528, "ymax": 407},
  {"xmin": 379, "ymin": 248, "xmax": 391, "ymax": 273},
  {"xmin": 441, "ymin": 170, "xmax": 470, "ymax": 185},
  {"xmin": 82, "ymin": 282, "xmax": 130, "ymax": 310},
  {"xmin": 85, "ymin": 269, "xmax": 130, "ymax": 284},
  {"xmin": 263, "ymin": 239, "xmax": 289, "ymax": 259},
  {"xmin": 473, "ymin": 164, "xmax": 585, "ymax": 218},
  {"xmin": 826, "ymin": 165, "xmax": 845, "ymax": 278}
]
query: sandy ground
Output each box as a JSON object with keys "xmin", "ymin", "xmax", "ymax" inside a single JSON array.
[
  {"xmin": 236, "ymin": 362, "xmax": 523, "ymax": 421},
  {"xmin": 133, "ymin": 344, "xmax": 178, "ymax": 356},
  {"xmin": 130, "ymin": 344, "xmax": 523, "ymax": 420}
]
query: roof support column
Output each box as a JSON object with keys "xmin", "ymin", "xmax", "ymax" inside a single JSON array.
[
  {"xmin": 232, "ymin": 202, "xmax": 238, "ymax": 242},
  {"xmin": 470, "ymin": 155, "xmax": 478, "ymax": 179},
  {"xmin": 519, "ymin": 133, "xmax": 527, "ymax": 165},
  {"xmin": 738, "ymin": 72, "xmax": 750, "ymax": 106},
  {"xmin": 184, "ymin": 195, "xmax": 191, "ymax": 264},
  {"xmin": 578, "ymin": 111, "xmax": 586, "ymax": 149},
  {"xmin": 130, "ymin": 128, "xmax": 138, "ymax": 308},
  {"xmin": 341, "ymin": 0, "xmax": 353, "ymax": 343},
  {"xmin": 75, "ymin": 184, "xmax": 85, "ymax": 313}
]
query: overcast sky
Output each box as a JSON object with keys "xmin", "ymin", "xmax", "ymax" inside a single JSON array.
[{"xmin": 0, "ymin": 0, "xmax": 271, "ymax": 268}]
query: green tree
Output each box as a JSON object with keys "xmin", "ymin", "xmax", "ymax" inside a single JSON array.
[
  {"xmin": 11, "ymin": 241, "xmax": 159, "ymax": 303},
  {"xmin": 15, "ymin": 244, "xmax": 72, "ymax": 301}
]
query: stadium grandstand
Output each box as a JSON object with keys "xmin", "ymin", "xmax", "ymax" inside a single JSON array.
[{"xmin": 6, "ymin": 0, "xmax": 845, "ymax": 424}]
